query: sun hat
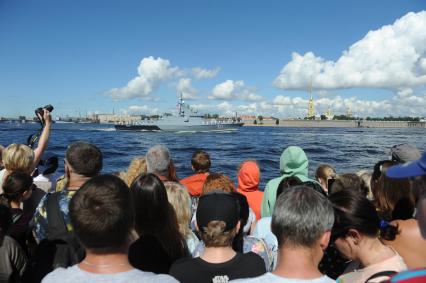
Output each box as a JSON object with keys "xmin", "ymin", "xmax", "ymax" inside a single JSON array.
[{"xmin": 386, "ymin": 152, "xmax": 426, "ymax": 179}]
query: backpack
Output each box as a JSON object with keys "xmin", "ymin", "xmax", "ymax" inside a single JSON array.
[{"xmin": 23, "ymin": 192, "xmax": 84, "ymax": 283}]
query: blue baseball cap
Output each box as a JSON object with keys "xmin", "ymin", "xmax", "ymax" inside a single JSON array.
[{"xmin": 386, "ymin": 152, "xmax": 426, "ymax": 179}]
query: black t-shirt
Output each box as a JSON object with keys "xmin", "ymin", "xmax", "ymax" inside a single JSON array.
[{"xmin": 170, "ymin": 252, "xmax": 266, "ymax": 283}]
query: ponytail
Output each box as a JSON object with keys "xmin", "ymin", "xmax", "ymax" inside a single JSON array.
[{"xmin": 379, "ymin": 220, "xmax": 399, "ymax": 241}]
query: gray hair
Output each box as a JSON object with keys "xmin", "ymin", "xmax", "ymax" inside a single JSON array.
[
  {"xmin": 146, "ymin": 144, "xmax": 170, "ymax": 175},
  {"xmin": 271, "ymin": 185, "xmax": 334, "ymax": 248}
]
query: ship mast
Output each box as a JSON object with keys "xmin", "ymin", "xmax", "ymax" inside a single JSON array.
[{"xmin": 178, "ymin": 93, "xmax": 185, "ymax": 117}]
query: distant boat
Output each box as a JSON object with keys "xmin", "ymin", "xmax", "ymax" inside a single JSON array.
[{"xmin": 115, "ymin": 94, "xmax": 244, "ymax": 132}]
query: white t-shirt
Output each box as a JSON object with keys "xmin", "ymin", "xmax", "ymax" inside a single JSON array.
[
  {"xmin": 42, "ymin": 265, "xmax": 179, "ymax": 283},
  {"xmin": 231, "ymin": 272, "xmax": 335, "ymax": 282}
]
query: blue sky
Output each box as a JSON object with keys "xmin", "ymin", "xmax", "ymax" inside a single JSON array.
[{"xmin": 0, "ymin": 0, "xmax": 425, "ymax": 118}]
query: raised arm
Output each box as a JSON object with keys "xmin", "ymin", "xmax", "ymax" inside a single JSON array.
[{"xmin": 33, "ymin": 109, "xmax": 52, "ymax": 167}]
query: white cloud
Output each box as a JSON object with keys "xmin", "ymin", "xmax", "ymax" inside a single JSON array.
[
  {"xmin": 192, "ymin": 67, "xmax": 221, "ymax": 79},
  {"xmin": 105, "ymin": 56, "xmax": 180, "ymax": 100},
  {"xmin": 120, "ymin": 105, "xmax": 159, "ymax": 115},
  {"xmin": 274, "ymin": 11, "xmax": 426, "ymax": 90},
  {"xmin": 176, "ymin": 78, "xmax": 198, "ymax": 100},
  {"xmin": 209, "ymin": 80, "xmax": 263, "ymax": 101}
]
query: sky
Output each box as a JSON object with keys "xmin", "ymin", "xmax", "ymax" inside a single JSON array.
[{"xmin": 0, "ymin": 0, "xmax": 425, "ymax": 118}]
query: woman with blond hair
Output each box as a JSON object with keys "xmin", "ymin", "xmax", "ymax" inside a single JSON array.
[
  {"xmin": 121, "ymin": 156, "xmax": 147, "ymax": 187},
  {"xmin": 164, "ymin": 181, "xmax": 199, "ymax": 254},
  {"xmin": 0, "ymin": 144, "xmax": 35, "ymax": 194}
]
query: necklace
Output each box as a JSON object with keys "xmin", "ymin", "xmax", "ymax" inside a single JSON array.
[{"xmin": 82, "ymin": 260, "xmax": 129, "ymax": 268}]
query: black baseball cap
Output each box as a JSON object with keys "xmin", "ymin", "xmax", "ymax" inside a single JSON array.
[{"xmin": 196, "ymin": 191, "xmax": 240, "ymax": 231}]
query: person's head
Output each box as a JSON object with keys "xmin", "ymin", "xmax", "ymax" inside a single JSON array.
[
  {"xmin": 279, "ymin": 146, "xmax": 308, "ymax": 177},
  {"xmin": 202, "ymin": 173, "xmax": 235, "ymax": 194},
  {"xmin": 276, "ymin": 176, "xmax": 303, "ymax": 199},
  {"xmin": 69, "ymin": 174, "xmax": 133, "ymax": 254},
  {"xmin": 372, "ymin": 163, "xmax": 413, "ymax": 221},
  {"xmin": 272, "ymin": 185, "xmax": 334, "ymax": 262},
  {"xmin": 390, "ymin": 144, "xmax": 421, "ymax": 163},
  {"xmin": 146, "ymin": 144, "xmax": 170, "ymax": 177},
  {"xmin": 329, "ymin": 189, "xmax": 398, "ymax": 261},
  {"xmin": 131, "ymin": 173, "xmax": 187, "ymax": 257},
  {"xmin": 164, "ymin": 181, "xmax": 192, "ymax": 237},
  {"xmin": 37, "ymin": 155, "xmax": 59, "ymax": 176},
  {"xmin": 123, "ymin": 156, "xmax": 147, "ymax": 186},
  {"xmin": 191, "ymin": 150, "xmax": 211, "ymax": 173},
  {"xmin": 130, "ymin": 173, "xmax": 171, "ymax": 234},
  {"xmin": 237, "ymin": 160, "xmax": 260, "ymax": 192},
  {"xmin": 196, "ymin": 191, "xmax": 240, "ymax": 248},
  {"xmin": 1, "ymin": 171, "xmax": 33, "ymax": 205},
  {"xmin": 386, "ymin": 152, "xmax": 426, "ymax": 238},
  {"xmin": 315, "ymin": 164, "xmax": 336, "ymax": 192},
  {"xmin": 356, "ymin": 170, "xmax": 373, "ymax": 200},
  {"xmin": 329, "ymin": 173, "xmax": 367, "ymax": 197},
  {"xmin": 371, "ymin": 160, "xmax": 395, "ymax": 188},
  {"xmin": 2, "ymin": 144, "xmax": 35, "ymax": 174},
  {"xmin": 65, "ymin": 141, "xmax": 103, "ymax": 178},
  {"xmin": 167, "ymin": 159, "xmax": 179, "ymax": 182}
]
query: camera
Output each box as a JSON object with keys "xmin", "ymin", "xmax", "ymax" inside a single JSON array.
[{"xmin": 35, "ymin": 104, "xmax": 54, "ymax": 126}]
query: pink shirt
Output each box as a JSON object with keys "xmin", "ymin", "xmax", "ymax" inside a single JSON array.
[{"xmin": 338, "ymin": 251, "xmax": 407, "ymax": 283}]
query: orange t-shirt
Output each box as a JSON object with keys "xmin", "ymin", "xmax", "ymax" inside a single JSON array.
[{"xmin": 181, "ymin": 173, "xmax": 209, "ymax": 197}]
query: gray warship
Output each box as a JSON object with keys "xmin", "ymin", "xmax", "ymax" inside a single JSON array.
[{"xmin": 114, "ymin": 95, "xmax": 244, "ymax": 132}]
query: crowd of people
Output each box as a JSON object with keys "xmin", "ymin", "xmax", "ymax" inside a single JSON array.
[{"xmin": 0, "ymin": 110, "xmax": 425, "ymax": 283}]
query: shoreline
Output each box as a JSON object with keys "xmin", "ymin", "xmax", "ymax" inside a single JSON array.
[{"xmin": 242, "ymin": 120, "xmax": 426, "ymax": 128}]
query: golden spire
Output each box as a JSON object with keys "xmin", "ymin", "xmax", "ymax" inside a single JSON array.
[{"xmin": 307, "ymin": 79, "xmax": 315, "ymax": 119}]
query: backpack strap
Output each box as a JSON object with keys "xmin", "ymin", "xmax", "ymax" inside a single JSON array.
[
  {"xmin": 365, "ymin": 270, "xmax": 398, "ymax": 283},
  {"xmin": 46, "ymin": 192, "xmax": 68, "ymax": 240}
]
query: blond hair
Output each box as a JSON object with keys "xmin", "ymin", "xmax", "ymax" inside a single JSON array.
[
  {"xmin": 2, "ymin": 144, "xmax": 35, "ymax": 174},
  {"xmin": 164, "ymin": 181, "xmax": 191, "ymax": 238},
  {"xmin": 123, "ymin": 157, "xmax": 147, "ymax": 186}
]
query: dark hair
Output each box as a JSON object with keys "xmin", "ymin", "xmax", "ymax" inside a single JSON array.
[
  {"xmin": 371, "ymin": 160, "xmax": 395, "ymax": 185},
  {"xmin": 39, "ymin": 156, "xmax": 59, "ymax": 175},
  {"xmin": 0, "ymin": 204, "xmax": 12, "ymax": 236},
  {"xmin": 330, "ymin": 173, "xmax": 367, "ymax": 197},
  {"xmin": 231, "ymin": 192, "xmax": 248, "ymax": 252},
  {"xmin": 2, "ymin": 171, "xmax": 33, "ymax": 204},
  {"xmin": 69, "ymin": 174, "xmax": 133, "ymax": 253},
  {"xmin": 276, "ymin": 176, "xmax": 302, "ymax": 199},
  {"xmin": 65, "ymin": 141, "xmax": 103, "ymax": 177},
  {"xmin": 130, "ymin": 173, "xmax": 187, "ymax": 258},
  {"xmin": 329, "ymin": 189, "xmax": 398, "ymax": 242},
  {"xmin": 372, "ymin": 162, "xmax": 414, "ymax": 221},
  {"xmin": 167, "ymin": 159, "xmax": 179, "ymax": 182},
  {"xmin": 191, "ymin": 150, "xmax": 211, "ymax": 173}
]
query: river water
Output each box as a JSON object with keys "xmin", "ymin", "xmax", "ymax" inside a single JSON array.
[{"xmin": 0, "ymin": 123, "xmax": 424, "ymax": 189}]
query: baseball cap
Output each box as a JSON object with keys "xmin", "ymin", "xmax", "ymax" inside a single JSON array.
[
  {"xmin": 390, "ymin": 144, "xmax": 421, "ymax": 163},
  {"xmin": 386, "ymin": 152, "xmax": 426, "ymax": 179},
  {"xmin": 196, "ymin": 191, "xmax": 239, "ymax": 231}
]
